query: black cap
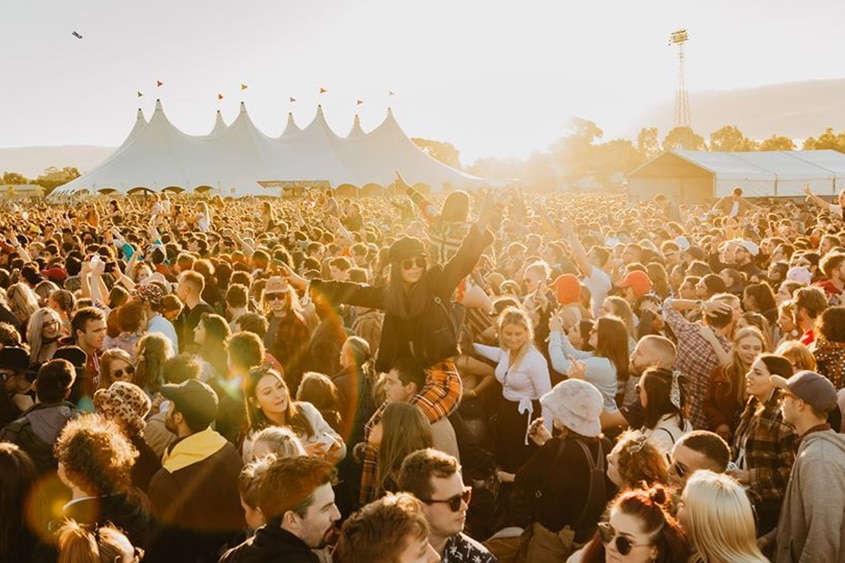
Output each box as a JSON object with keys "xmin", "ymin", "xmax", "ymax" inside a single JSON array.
[
  {"xmin": 160, "ymin": 379, "xmax": 218, "ymax": 430},
  {"xmin": 389, "ymin": 237, "xmax": 427, "ymax": 262}
]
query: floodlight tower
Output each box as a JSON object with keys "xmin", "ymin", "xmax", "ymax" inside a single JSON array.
[{"xmin": 669, "ymin": 29, "xmax": 691, "ymax": 131}]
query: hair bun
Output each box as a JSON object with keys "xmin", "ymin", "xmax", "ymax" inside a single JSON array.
[{"xmin": 648, "ymin": 485, "xmax": 668, "ymax": 506}]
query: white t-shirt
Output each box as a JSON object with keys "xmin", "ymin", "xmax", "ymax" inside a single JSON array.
[{"xmin": 583, "ymin": 267, "xmax": 612, "ymax": 317}]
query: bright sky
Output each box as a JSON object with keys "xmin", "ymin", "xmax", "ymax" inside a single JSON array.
[{"xmin": 2, "ymin": 0, "xmax": 845, "ymax": 165}]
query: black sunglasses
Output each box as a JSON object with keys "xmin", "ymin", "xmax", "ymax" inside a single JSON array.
[
  {"xmin": 401, "ymin": 257, "xmax": 426, "ymax": 270},
  {"xmin": 112, "ymin": 365, "xmax": 135, "ymax": 379},
  {"xmin": 265, "ymin": 292, "xmax": 287, "ymax": 301},
  {"xmin": 598, "ymin": 522, "xmax": 649, "ymax": 556},
  {"xmin": 420, "ymin": 487, "xmax": 471, "ymax": 512}
]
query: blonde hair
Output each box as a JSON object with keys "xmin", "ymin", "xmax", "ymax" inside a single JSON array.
[
  {"xmin": 497, "ymin": 306, "xmax": 535, "ymax": 369},
  {"xmin": 682, "ymin": 471, "xmax": 768, "ymax": 563},
  {"xmin": 774, "ymin": 340, "xmax": 817, "ymax": 372}
]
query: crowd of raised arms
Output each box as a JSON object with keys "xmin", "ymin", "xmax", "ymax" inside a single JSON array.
[{"xmin": 2, "ymin": 179, "xmax": 845, "ymax": 563}]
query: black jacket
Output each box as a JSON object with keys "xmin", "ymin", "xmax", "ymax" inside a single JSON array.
[
  {"xmin": 312, "ymin": 225, "xmax": 493, "ymax": 372},
  {"xmin": 219, "ymin": 525, "xmax": 319, "ymax": 563}
]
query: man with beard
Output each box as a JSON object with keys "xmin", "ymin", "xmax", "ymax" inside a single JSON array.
[
  {"xmin": 601, "ymin": 335, "xmax": 677, "ymax": 431},
  {"xmin": 147, "ymin": 379, "xmax": 244, "ymax": 563},
  {"xmin": 220, "ymin": 456, "xmax": 341, "ymax": 563}
]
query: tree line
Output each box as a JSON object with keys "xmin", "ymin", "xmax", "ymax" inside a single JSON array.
[
  {"xmin": 1, "ymin": 166, "xmax": 81, "ymax": 193},
  {"xmin": 416, "ymin": 122, "xmax": 845, "ymax": 191}
]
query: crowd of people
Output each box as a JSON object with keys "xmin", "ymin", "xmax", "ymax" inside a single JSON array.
[{"xmin": 1, "ymin": 180, "xmax": 844, "ymax": 563}]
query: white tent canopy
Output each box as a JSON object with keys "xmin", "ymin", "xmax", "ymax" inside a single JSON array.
[{"xmin": 51, "ymin": 100, "xmax": 481, "ymax": 198}]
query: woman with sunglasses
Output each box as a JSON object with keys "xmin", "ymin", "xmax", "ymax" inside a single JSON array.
[
  {"xmin": 26, "ymin": 306, "xmax": 63, "ymax": 366},
  {"xmin": 570, "ymin": 486, "xmax": 690, "ymax": 563},
  {"xmin": 281, "ymin": 196, "xmax": 494, "ymax": 380},
  {"xmin": 98, "ymin": 348, "xmax": 136, "ymax": 389},
  {"xmin": 678, "ymin": 470, "xmax": 768, "ymax": 563}
]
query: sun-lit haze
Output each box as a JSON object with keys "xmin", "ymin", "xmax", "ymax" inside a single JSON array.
[{"xmin": 2, "ymin": 0, "xmax": 845, "ymax": 166}]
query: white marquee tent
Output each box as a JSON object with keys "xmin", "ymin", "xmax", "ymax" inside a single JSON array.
[
  {"xmin": 50, "ymin": 100, "xmax": 482, "ymax": 198},
  {"xmin": 627, "ymin": 149, "xmax": 845, "ymax": 203}
]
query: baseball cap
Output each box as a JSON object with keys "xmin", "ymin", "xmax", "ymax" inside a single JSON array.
[
  {"xmin": 770, "ymin": 370, "xmax": 837, "ymax": 413},
  {"xmin": 551, "ymin": 274, "xmax": 581, "ymax": 305},
  {"xmin": 617, "ymin": 270, "xmax": 653, "ymax": 298},
  {"xmin": 160, "ymin": 379, "xmax": 218, "ymax": 430}
]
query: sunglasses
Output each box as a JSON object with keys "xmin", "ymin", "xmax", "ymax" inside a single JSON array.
[
  {"xmin": 671, "ymin": 461, "xmax": 688, "ymax": 478},
  {"xmin": 112, "ymin": 365, "xmax": 135, "ymax": 379},
  {"xmin": 598, "ymin": 522, "xmax": 650, "ymax": 556},
  {"xmin": 420, "ymin": 487, "xmax": 471, "ymax": 512},
  {"xmin": 401, "ymin": 257, "xmax": 426, "ymax": 270},
  {"xmin": 265, "ymin": 292, "xmax": 287, "ymax": 301}
]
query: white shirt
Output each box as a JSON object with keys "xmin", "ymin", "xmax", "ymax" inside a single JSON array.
[
  {"xmin": 582, "ymin": 267, "xmax": 612, "ymax": 317},
  {"xmin": 473, "ymin": 343, "xmax": 552, "ymax": 432}
]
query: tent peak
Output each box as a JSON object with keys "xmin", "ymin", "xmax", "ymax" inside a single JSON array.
[
  {"xmin": 239, "ymin": 101, "xmax": 247, "ymax": 113},
  {"xmin": 135, "ymin": 108, "xmax": 145, "ymax": 120},
  {"xmin": 154, "ymin": 99, "xmax": 163, "ymax": 111}
]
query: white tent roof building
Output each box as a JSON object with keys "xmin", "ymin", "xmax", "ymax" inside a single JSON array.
[
  {"xmin": 627, "ymin": 149, "xmax": 845, "ymax": 203},
  {"xmin": 51, "ymin": 100, "xmax": 481, "ymax": 198}
]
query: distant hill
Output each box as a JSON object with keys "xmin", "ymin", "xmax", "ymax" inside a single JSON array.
[
  {"xmin": 0, "ymin": 146, "xmax": 115, "ymax": 178},
  {"xmin": 635, "ymin": 78, "xmax": 845, "ymax": 141}
]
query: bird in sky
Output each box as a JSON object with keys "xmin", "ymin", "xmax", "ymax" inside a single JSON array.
[{"xmin": 71, "ymin": 31, "xmax": 83, "ymax": 39}]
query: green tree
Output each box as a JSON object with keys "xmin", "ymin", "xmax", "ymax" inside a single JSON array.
[
  {"xmin": 411, "ymin": 138, "xmax": 462, "ymax": 169},
  {"xmin": 2, "ymin": 171, "xmax": 29, "ymax": 185},
  {"xmin": 34, "ymin": 166, "xmax": 81, "ymax": 192},
  {"xmin": 802, "ymin": 128, "xmax": 845, "ymax": 151},
  {"xmin": 709, "ymin": 125, "xmax": 757, "ymax": 152},
  {"xmin": 759, "ymin": 135, "xmax": 796, "ymax": 151},
  {"xmin": 592, "ymin": 139, "xmax": 646, "ymax": 183},
  {"xmin": 662, "ymin": 126, "xmax": 706, "ymax": 151},
  {"xmin": 549, "ymin": 118, "xmax": 604, "ymax": 183},
  {"xmin": 636, "ymin": 127, "xmax": 661, "ymax": 160}
]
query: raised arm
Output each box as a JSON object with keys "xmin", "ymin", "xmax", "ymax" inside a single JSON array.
[
  {"xmin": 560, "ymin": 218, "xmax": 594, "ymax": 277},
  {"xmin": 804, "ymin": 183, "xmax": 835, "ymax": 213}
]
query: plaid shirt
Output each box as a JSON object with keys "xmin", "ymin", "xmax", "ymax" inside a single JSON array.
[
  {"xmin": 733, "ymin": 389, "xmax": 796, "ymax": 505},
  {"xmin": 359, "ymin": 359, "xmax": 462, "ymax": 505},
  {"xmin": 662, "ymin": 299, "xmax": 731, "ymax": 429}
]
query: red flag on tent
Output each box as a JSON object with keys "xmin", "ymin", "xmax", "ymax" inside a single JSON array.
[
  {"xmin": 217, "ymin": 93, "xmax": 224, "ymax": 101},
  {"xmin": 356, "ymin": 99, "xmax": 363, "ymax": 105},
  {"xmin": 319, "ymin": 87, "xmax": 327, "ymax": 94},
  {"xmin": 156, "ymin": 80, "xmax": 163, "ymax": 87},
  {"xmin": 240, "ymin": 83, "xmax": 248, "ymax": 90}
]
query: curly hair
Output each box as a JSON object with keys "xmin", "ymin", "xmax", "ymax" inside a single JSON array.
[
  {"xmin": 54, "ymin": 414, "xmax": 138, "ymax": 497},
  {"xmin": 610, "ymin": 430, "xmax": 669, "ymax": 489},
  {"xmin": 336, "ymin": 493, "xmax": 429, "ymax": 563}
]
